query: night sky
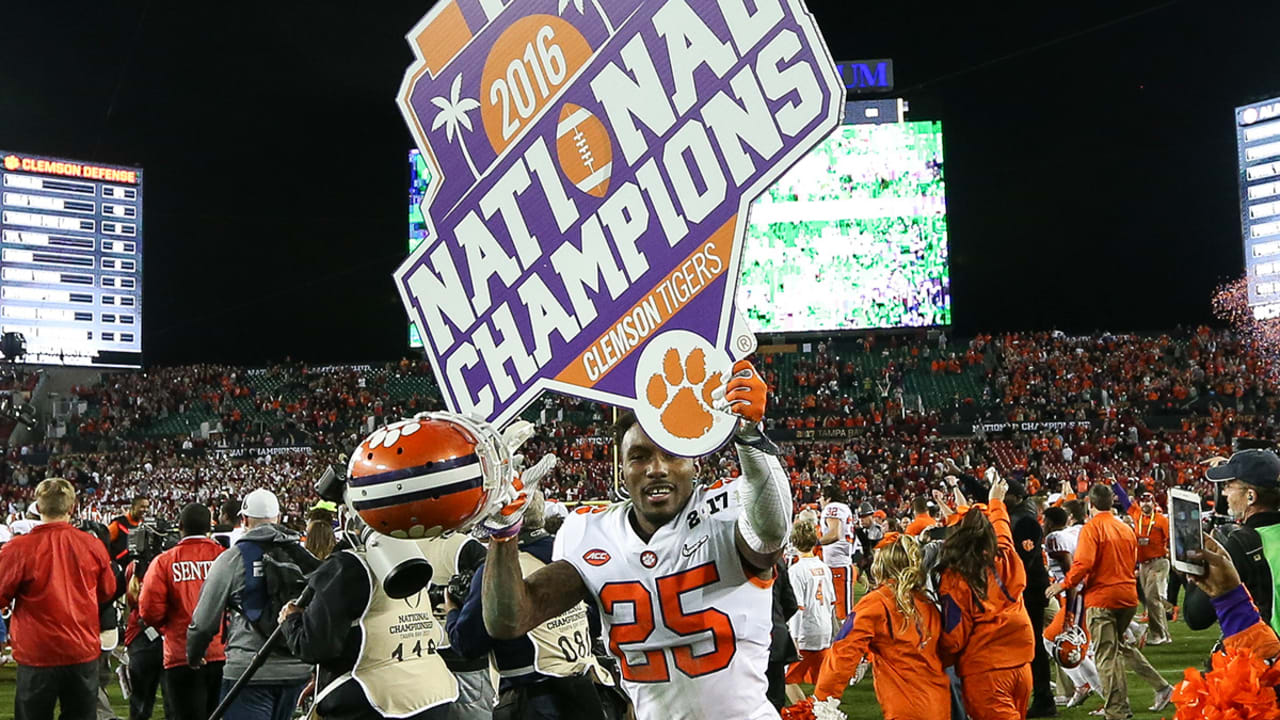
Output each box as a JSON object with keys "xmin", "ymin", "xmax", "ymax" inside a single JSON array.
[{"xmin": 1, "ymin": 0, "xmax": 1278, "ymax": 366}]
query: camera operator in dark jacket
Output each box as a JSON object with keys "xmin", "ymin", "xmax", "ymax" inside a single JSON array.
[
  {"xmin": 279, "ymin": 517, "xmax": 458, "ymax": 720},
  {"xmin": 1185, "ymin": 450, "xmax": 1280, "ymax": 632},
  {"xmin": 447, "ymin": 491, "xmax": 616, "ymax": 720}
]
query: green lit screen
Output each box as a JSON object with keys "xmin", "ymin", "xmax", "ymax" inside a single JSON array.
[
  {"xmin": 408, "ymin": 150, "xmax": 431, "ymax": 348},
  {"xmin": 738, "ymin": 121, "xmax": 951, "ymax": 332}
]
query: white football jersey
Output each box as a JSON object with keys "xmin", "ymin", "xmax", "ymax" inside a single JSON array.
[
  {"xmin": 787, "ymin": 556, "xmax": 835, "ymax": 651},
  {"xmin": 820, "ymin": 502, "xmax": 857, "ymax": 568},
  {"xmin": 1045, "ymin": 524, "xmax": 1083, "ymax": 583},
  {"xmin": 554, "ymin": 481, "xmax": 777, "ymax": 720}
]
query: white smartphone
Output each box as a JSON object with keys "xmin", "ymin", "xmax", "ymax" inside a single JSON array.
[{"xmin": 1168, "ymin": 488, "xmax": 1206, "ymax": 575}]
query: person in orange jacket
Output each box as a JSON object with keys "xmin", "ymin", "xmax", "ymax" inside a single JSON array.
[
  {"xmin": 138, "ymin": 503, "xmax": 226, "ymax": 720},
  {"xmin": 935, "ymin": 476, "xmax": 1035, "ymax": 720},
  {"xmin": 812, "ymin": 532, "xmax": 948, "ymax": 720},
  {"xmin": 1132, "ymin": 492, "xmax": 1171, "ymax": 644},
  {"xmin": 1045, "ymin": 484, "xmax": 1173, "ymax": 719}
]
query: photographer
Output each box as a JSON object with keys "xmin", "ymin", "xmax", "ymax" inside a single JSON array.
[
  {"xmin": 447, "ymin": 491, "xmax": 616, "ymax": 720},
  {"xmin": 0, "ymin": 478, "xmax": 116, "ymax": 720},
  {"xmin": 278, "ymin": 516, "xmax": 458, "ymax": 720},
  {"xmin": 188, "ymin": 489, "xmax": 313, "ymax": 720},
  {"xmin": 108, "ymin": 497, "xmax": 150, "ymax": 564},
  {"xmin": 139, "ymin": 503, "xmax": 226, "ymax": 720},
  {"xmin": 1185, "ymin": 449, "xmax": 1280, "ymax": 632},
  {"xmin": 422, "ymin": 533, "xmax": 494, "ymax": 719}
]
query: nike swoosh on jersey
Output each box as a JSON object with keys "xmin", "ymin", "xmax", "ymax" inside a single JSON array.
[{"xmin": 681, "ymin": 536, "xmax": 709, "ymax": 557}]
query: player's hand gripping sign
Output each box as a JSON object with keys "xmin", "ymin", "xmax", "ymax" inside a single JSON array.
[{"xmin": 394, "ymin": 0, "xmax": 842, "ymax": 456}]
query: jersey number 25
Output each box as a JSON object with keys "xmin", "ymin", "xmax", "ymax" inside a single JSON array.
[{"xmin": 599, "ymin": 562, "xmax": 736, "ymax": 682}]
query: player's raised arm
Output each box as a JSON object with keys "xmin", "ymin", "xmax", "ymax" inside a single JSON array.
[
  {"xmin": 478, "ymin": 455, "xmax": 590, "ymax": 639},
  {"xmin": 722, "ymin": 360, "xmax": 794, "ymax": 572}
]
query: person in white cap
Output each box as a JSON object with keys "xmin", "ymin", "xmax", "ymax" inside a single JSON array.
[{"xmin": 188, "ymin": 488, "xmax": 317, "ymax": 720}]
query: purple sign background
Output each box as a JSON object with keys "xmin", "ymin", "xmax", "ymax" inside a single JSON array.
[{"xmin": 396, "ymin": 0, "xmax": 842, "ymax": 454}]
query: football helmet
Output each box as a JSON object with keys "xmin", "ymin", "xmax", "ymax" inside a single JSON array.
[
  {"xmin": 345, "ymin": 412, "xmax": 513, "ymax": 539},
  {"xmin": 1053, "ymin": 623, "xmax": 1088, "ymax": 669}
]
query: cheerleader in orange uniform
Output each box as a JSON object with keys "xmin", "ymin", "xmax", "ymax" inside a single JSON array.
[
  {"xmin": 935, "ymin": 477, "xmax": 1035, "ymax": 720},
  {"xmin": 812, "ymin": 532, "xmax": 949, "ymax": 720}
]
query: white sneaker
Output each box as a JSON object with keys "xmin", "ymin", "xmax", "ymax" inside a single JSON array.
[
  {"xmin": 1067, "ymin": 684, "xmax": 1093, "ymax": 708},
  {"xmin": 1150, "ymin": 685, "xmax": 1174, "ymax": 712},
  {"xmin": 1124, "ymin": 623, "xmax": 1149, "ymax": 649},
  {"xmin": 852, "ymin": 657, "xmax": 871, "ymax": 685}
]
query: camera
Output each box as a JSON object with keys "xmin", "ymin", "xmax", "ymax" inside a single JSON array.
[
  {"xmin": 428, "ymin": 569, "xmax": 477, "ymax": 617},
  {"xmin": 447, "ymin": 568, "xmax": 476, "ymax": 608},
  {"xmin": 129, "ymin": 519, "xmax": 180, "ymax": 579}
]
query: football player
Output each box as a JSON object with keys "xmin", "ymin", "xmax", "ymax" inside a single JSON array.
[
  {"xmin": 818, "ymin": 485, "xmax": 858, "ymax": 621},
  {"xmin": 480, "ymin": 360, "xmax": 791, "ymax": 720}
]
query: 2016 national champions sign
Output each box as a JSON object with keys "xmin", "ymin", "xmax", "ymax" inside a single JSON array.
[{"xmin": 395, "ymin": 0, "xmax": 842, "ymax": 456}]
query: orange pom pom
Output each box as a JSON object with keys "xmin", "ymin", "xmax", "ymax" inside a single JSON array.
[
  {"xmin": 780, "ymin": 697, "xmax": 817, "ymax": 720},
  {"xmin": 1172, "ymin": 648, "xmax": 1280, "ymax": 719}
]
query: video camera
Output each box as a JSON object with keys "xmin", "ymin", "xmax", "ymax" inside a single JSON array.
[{"xmin": 129, "ymin": 519, "xmax": 180, "ymax": 579}]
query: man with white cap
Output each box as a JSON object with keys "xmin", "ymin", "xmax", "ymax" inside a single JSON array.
[{"xmin": 188, "ymin": 488, "xmax": 316, "ymax": 720}]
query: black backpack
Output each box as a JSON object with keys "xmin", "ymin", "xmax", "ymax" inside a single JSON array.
[{"xmin": 237, "ymin": 537, "xmax": 321, "ymax": 639}]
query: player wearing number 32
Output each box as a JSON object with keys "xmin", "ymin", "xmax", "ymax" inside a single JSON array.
[{"xmin": 482, "ymin": 361, "xmax": 793, "ymax": 720}]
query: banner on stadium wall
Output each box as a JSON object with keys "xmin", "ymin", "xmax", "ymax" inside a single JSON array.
[
  {"xmin": 971, "ymin": 421, "xmax": 1092, "ymax": 434},
  {"xmin": 775, "ymin": 426, "xmax": 866, "ymax": 442},
  {"xmin": 394, "ymin": 0, "xmax": 843, "ymax": 456},
  {"xmin": 204, "ymin": 445, "xmax": 315, "ymax": 459}
]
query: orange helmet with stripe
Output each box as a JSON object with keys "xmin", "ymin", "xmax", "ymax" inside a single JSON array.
[{"xmin": 345, "ymin": 412, "xmax": 511, "ymax": 539}]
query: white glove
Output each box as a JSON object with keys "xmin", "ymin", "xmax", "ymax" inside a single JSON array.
[
  {"xmin": 479, "ymin": 454, "xmax": 556, "ymax": 540},
  {"xmin": 500, "ymin": 420, "xmax": 535, "ymax": 455}
]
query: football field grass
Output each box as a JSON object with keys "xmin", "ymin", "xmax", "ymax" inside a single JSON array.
[{"xmin": 0, "ymin": 617, "xmax": 1223, "ymax": 720}]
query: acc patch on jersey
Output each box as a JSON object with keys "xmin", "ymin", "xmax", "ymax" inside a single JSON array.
[{"xmin": 583, "ymin": 549, "xmax": 611, "ymax": 567}]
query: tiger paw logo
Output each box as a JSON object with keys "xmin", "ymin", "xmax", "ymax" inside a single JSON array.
[
  {"xmin": 645, "ymin": 348, "xmax": 723, "ymax": 440},
  {"xmin": 3, "ymin": 156, "xmax": 18, "ymax": 171},
  {"xmin": 634, "ymin": 331, "xmax": 736, "ymax": 457}
]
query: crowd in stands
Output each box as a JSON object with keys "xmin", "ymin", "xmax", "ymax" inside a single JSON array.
[{"xmin": 1, "ymin": 326, "xmax": 1276, "ymax": 527}]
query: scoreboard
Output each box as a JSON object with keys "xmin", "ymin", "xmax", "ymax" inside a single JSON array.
[
  {"xmin": 0, "ymin": 151, "xmax": 143, "ymax": 367},
  {"xmin": 1236, "ymin": 98, "xmax": 1280, "ymax": 320}
]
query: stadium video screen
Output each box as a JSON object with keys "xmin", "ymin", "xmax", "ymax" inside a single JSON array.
[
  {"xmin": 0, "ymin": 151, "xmax": 143, "ymax": 368},
  {"xmin": 737, "ymin": 121, "xmax": 952, "ymax": 333},
  {"xmin": 409, "ymin": 150, "xmax": 431, "ymax": 348}
]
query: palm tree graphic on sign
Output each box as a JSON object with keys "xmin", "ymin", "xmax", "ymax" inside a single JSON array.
[
  {"xmin": 557, "ymin": 0, "xmax": 614, "ymax": 33},
  {"xmin": 430, "ymin": 73, "xmax": 482, "ymax": 181}
]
